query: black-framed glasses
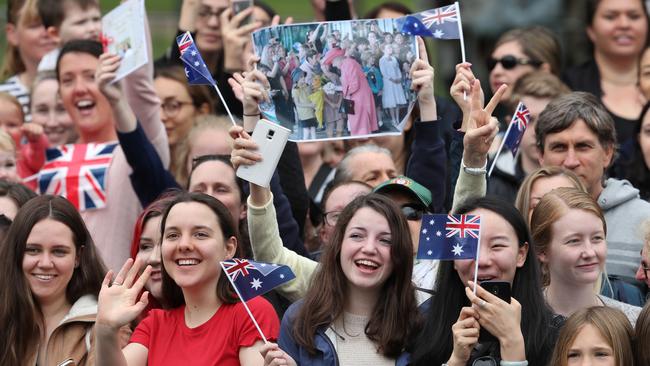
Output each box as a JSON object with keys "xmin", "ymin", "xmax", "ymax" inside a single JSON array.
[
  {"xmin": 472, "ymin": 356, "xmax": 498, "ymax": 366},
  {"xmin": 197, "ymin": 6, "xmax": 228, "ymax": 20},
  {"xmin": 160, "ymin": 99, "xmax": 193, "ymax": 118},
  {"xmin": 487, "ymin": 55, "xmax": 543, "ymax": 71},
  {"xmin": 323, "ymin": 210, "xmax": 342, "ymax": 226},
  {"xmin": 400, "ymin": 204, "xmax": 428, "ymax": 221}
]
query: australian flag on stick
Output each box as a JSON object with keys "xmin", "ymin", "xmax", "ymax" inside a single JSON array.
[
  {"xmin": 416, "ymin": 214, "xmax": 480, "ymax": 260},
  {"xmin": 221, "ymin": 258, "xmax": 295, "ymax": 301},
  {"xmin": 503, "ymin": 102, "xmax": 531, "ymax": 156},
  {"xmin": 176, "ymin": 31, "xmax": 216, "ymax": 85},
  {"xmin": 397, "ymin": 3, "xmax": 461, "ymax": 39}
]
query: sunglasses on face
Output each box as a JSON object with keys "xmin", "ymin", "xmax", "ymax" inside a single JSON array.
[
  {"xmin": 400, "ymin": 204, "xmax": 428, "ymax": 221},
  {"xmin": 487, "ymin": 55, "xmax": 543, "ymax": 71}
]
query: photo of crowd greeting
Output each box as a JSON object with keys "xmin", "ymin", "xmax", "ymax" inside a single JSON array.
[{"xmin": 252, "ymin": 18, "xmax": 418, "ymax": 141}]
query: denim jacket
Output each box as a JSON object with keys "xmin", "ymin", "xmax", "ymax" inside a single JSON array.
[{"xmin": 277, "ymin": 301, "xmax": 410, "ymax": 366}]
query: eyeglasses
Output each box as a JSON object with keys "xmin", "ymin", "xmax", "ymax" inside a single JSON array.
[
  {"xmin": 487, "ymin": 55, "xmax": 543, "ymax": 71},
  {"xmin": 323, "ymin": 210, "xmax": 341, "ymax": 226},
  {"xmin": 642, "ymin": 262, "xmax": 649, "ymax": 280},
  {"xmin": 197, "ymin": 6, "xmax": 227, "ymax": 20},
  {"xmin": 400, "ymin": 204, "xmax": 428, "ymax": 221},
  {"xmin": 160, "ymin": 100, "xmax": 193, "ymax": 118}
]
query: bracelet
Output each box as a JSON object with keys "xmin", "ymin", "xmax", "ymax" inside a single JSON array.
[
  {"xmin": 461, "ymin": 158, "xmax": 487, "ymax": 176},
  {"xmin": 243, "ymin": 112, "xmax": 260, "ymax": 117},
  {"xmin": 500, "ymin": 361, "xmax": 528, "ymax": 366}
]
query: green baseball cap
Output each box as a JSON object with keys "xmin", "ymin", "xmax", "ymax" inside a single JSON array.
[{"xmin": 373, "ymin": 175, "xmax": 432, "ymax": 208}]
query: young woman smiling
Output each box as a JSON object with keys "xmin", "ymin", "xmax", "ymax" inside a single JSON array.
[
  {"xmin": 530, "ymin": 187, "xmax": 641, "ymax": 324},
  {"xmin": 95, "ymin": 192, "xmax": 279, "ymax": 366},
  {"xmin": 0, "ymin": 195, "xmax": 110, "ymax": 365}
]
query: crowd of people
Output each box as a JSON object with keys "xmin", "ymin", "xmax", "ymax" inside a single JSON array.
[{"xmin": 1, "ymin": 0, "xmax": 650, "ymax": 365}]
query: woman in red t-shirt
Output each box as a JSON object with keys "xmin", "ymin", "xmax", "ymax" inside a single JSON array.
[{"xmin": 95, "ymin": 192, "xmax": 280, "ymax": 366}]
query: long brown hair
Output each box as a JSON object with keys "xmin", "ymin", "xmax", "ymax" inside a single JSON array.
[
  {"xmin": 1, "ymin": 0, "xmax": 42, "ymax": 80},
  {"xmin": 0, "ymin": 195, "xmax": 106, "ymax": 365},
  {"xmin": 635, "ymin": 301, "xmax": 650, "ymax": 365},
  {"xmin": 291, "ymin": 193, "xmax": 420, "ymax": 358},
  {"xmin": 159, "ymin": 192, "xmax": 243, "ymax": 308},
  {"xmin": 530, "ymin": 187, "xmax": 606, "ymax": 287},
  {"xmin": 550, "ymin": 306, "xmax": 634, "ymax": 366}
]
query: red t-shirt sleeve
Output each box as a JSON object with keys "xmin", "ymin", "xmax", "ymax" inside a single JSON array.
[
  {"xmin": 236, "ymin": 297, "xmax": 280, "ymax": 348},
  {"xmin": 129, "ymin": 309, "xmax": 157, "ymax": 348}
]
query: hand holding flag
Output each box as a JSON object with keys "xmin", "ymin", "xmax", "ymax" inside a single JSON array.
[
  {"xmin": 416, "ymin": 214, "xmax": 480, "ymax": 260},
  {"xmin": 488, "ymin": 101, "xmax": 531, "ymax": 176}
]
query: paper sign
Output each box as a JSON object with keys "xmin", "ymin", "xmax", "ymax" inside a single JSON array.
[{"xmin": 102, "ymin": 0, "xmax": 148, "ymax": 82}]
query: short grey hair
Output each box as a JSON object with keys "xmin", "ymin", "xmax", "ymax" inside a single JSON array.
[
  {"xmin": 535, "ymin": 91, "xmax": 617, "ymax": 153},
  {"xmin": 334, "ymin": 144, "xmax": 392, "ymax": 183}
]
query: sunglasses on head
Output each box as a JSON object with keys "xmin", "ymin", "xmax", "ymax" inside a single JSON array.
[
  {"xmin": 400, "ymin": 204, "xmax": 428, "ymax": 221},
  {"xmin": 487, "ymin": 55, "xmax": 542, "ymax": 71}
]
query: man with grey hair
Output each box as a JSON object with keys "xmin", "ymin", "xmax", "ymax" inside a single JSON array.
[
  {"xmin": 333, "ymin": 144, "xmax": 398, "ymax": 187},
  {"xmin": 536, "ymin": 91, "xmax": 650, "ymax": 280}
]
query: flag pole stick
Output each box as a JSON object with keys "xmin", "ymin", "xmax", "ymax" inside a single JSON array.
[
  {"xmin": 213, "ymin": 84, "xmax": 238, "ymax": 126},
  {"xmin": 487, "ymin": 101, "xmax": 522, "ymax": 177},
  {"xmin": 472, "ymin": 214, "xmax": 482, "ymax": 295},
  {"xmin": 455, "ymin": 2, "xmax": 468, "ymax": 101},
  {"xmin": 220, "ymin": 262, "xmax": 268, "ymax": 343}
]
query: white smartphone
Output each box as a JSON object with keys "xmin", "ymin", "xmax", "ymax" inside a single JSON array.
[{"xmin": 236, "ymin": 119, "xmax": 291, "ymax": 188}]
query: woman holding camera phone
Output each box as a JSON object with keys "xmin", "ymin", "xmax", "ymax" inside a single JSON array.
[{"xmin": 530, "ymin": 187, "xmax": 641, "ymax": 325}]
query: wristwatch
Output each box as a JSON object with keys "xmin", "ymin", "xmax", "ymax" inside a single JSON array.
[{"xmin": 461, "ymin": 159, "xmax": 487, "ymax": 176}]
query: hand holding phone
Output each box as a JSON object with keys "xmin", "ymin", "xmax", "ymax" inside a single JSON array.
[
  {"xmin": 236, "ymin": 119, "xmax": 290, "ymax": 188},
  {"xmin": 231, "ymin": 0, "xmax": 253, "ymax": 26},
  {"xmin": 475, "ymin": 281, "xmax": 511, "ymax": 343}
]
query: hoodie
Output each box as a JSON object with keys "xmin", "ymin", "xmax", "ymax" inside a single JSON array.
[{"xmin": 599, "ymin": 178, "xmax": 650, "ymax": 279}]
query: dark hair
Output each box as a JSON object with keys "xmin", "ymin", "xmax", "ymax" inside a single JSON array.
[
  {"xmin": 320, "ymin": 180, "xmax": 372, "ymax": 212},
  {"xmin": 624, "ymin": 102, "xmax": 650, "ymax": 200},
  {"xmin": 56, "ymin": 39, "xmax": 103, "ymax": 82},
  {"xmin": 0, "ymin": 195, "xmax": 107, "ymax": 365},
  {"xmin": 586, "ymin": 0, "xmax": 650, "ymax": 51},
  {"xmin": 292, "ymin": 193, "xmax": 420, "ymax": 357},
  {"xmin": 37, "ymin": 0, "xmax": 99, "ymax": 29},
  {"xmin": 129, "ymin": 191, "xmax": 181, "ymax": 259},
  {"xmin": 159, "ymin": 192, "xmax": 243, "ymax": 308},
  {"xmin": 363, "ymin": 2, "xmax": 412, "ymax": 19},
  {"xmin": 0, "ymin": 179, "xmax": 37, "ymax": 209},
  {"xmin": 494, "ymin": 26, "xmax": 562, "ymax": 76},
  {"xmin": 253, "ymin": 0, "xmax": 276, "ymax": 19},
  {"xmin": 411, "ymin": 196, "xmax": 553, "ymax": 366},
  {"xmin": 535, "ymin": 91, "xmax": 617, "ymax": 155}
]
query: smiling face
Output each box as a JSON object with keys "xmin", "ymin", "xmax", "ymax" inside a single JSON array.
[
  {"xmin": 135, "ymin": 215, "xmax": 163, "ymax": 300},
  {"xmin": 567, "ymin": 324, "xmax": 615, "ymax": 366},
  {"xmin": 7, "ymin": 12, "xmax": 57, "ymax": 68},
  {"xmin": 22, "ymin": 218, "xmax": 77, "ymax": 305},
  {"xmin": 31, "ymin": 78, "xmax": 76, "ymax": 146},
  {"xmin": 489, "ymin": 41, "xmax": 538, "ymax": 101},
  {"xmin": 320, "ymin": 183, "xmax": 372, "ymax": 245},
  {"xmin": 587, "ymin": 0, "xmax": 648, "ymax": 59},
  {"xmin": 539, "ymin": 208, "xmax": 606, "ymax": 287},
  {"xmin": 539, "ymin": 119, "xmax": 614, "ymax": 198},
  {"xmin": 339, "ymin": 207, "xmax": 394, "ymax": 294},
  {"xmin": 161, "ymin": 201, "xmax": 236, "ymax": 292},
  {"xmin": 58, "ymin": 52, "xmax": 114, "ymax": 142},
  {"xmin": 454, "ymin": 208, "xmax": 527, "ymax": 286}
]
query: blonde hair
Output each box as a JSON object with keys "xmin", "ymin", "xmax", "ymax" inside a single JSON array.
[
  {"xmin": 0, "ymin": 130, "xmax": 17, "ymax": 153},
  {"xmin": 515, "ymin": 166, "xmax": 586, "ymax": 226},
  {"xmin": 173, "ymin": 114, "xmax": 234, "ymax": 186},
  {"xmin": 1, "ymin": 0, "xmax": 42, "ymax": 80},
  {"xmin": 0, "ymin": 92, "xmax": 25, "ymax": 122},
  {"xmin": 530, "ymin": 187, "xmax": 606, "ymax": 287},
  {"xmin": 550, "ymin": 306, "xmax": 634, "ymax": 366}
]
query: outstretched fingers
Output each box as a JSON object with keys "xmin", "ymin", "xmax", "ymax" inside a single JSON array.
[{"xmin": 484, "ymin": 84, "xmax": 507, "ymax": 115}]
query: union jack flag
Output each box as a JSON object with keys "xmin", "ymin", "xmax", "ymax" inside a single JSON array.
[
  {"xmin": 503, "ymin": 102, "xmax": 531, "ymax": 156},
  {"xmin": 221, "ymin": 259, "xmax": 295, "ymax": 301},
  {"xmin": 222, "ymin": 258, "xmax": 257, "ymax": 281},
  {"xmin": 398, "ymin": 3, "xmax": 461, "ymax": 40},
  {"xmin": 177, "ymin": 32, "xmax": 192, "ymax": 56},
  {"xmin": 446, "ymin": 214, "xmax": 481, "ymax": 239},
  {"xmin": 37, "ymin": 143, "xmax": 118, "ymax": 211},
  {"xmin": 417, "ymin": 214, "xmax": 480, "ymax": 260}
]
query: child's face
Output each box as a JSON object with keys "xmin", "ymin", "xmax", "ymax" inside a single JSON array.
[
  {"xmin": 395, "ymin": 34, "xmax": 404, "ymax": 44},
  {"xmin": 384, "ymin": 34, "xmax": 393, "ymax": 43},
  {"xmin": 0, "ymin": 100, "xmax": 24, "ymax": 141},
  {"xmin": 56, "ymin": 2, "xmax": 102, "ymax": 42},
  {"xmin": 0, "ymin": 149, "xmax": 19, "ymax": 183}
]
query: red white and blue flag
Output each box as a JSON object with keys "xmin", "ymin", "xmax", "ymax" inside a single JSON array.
[
  {"xmin": 221, "ymin": 258, "xmax": 295, "ymax": 302},
  {"xmin": 175, "ymin": 31, "xmax": 216, "ymax": 85},
  {"xmin": 503, "ymin": 102, "xmax": 531, "ymax": 156},
  {"xmin": 397, "ymin": 3, "xmax": 461, "ymax": 40},
  {"xmin": 37, "ymin": 143, "xmax": 118, "ymax": 211},
  {"xmin": 417, "ymin": 214, "xmax": 480, "ymax": 260}
]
